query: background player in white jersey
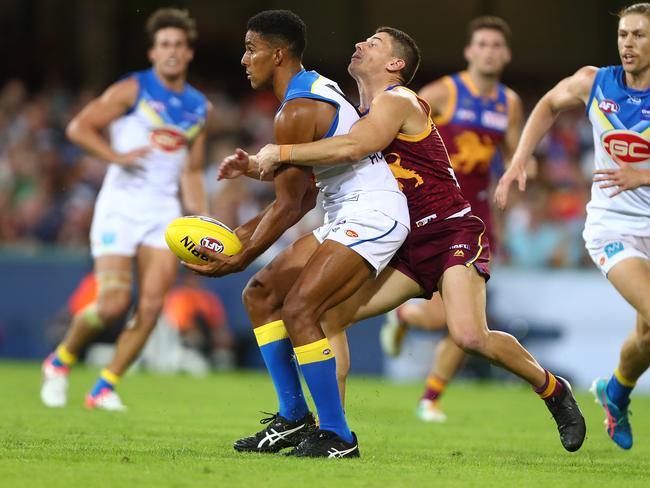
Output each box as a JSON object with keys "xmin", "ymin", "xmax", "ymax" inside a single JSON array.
[
  {"xmin": 496, "ymin": 2, "xmax": 650, "ymax": 450},
  {"xmin": 41, "ymin": 8, "xmax": 211, "ymax": 411},
  {"xmin": 186, "ymin": 10, "xmax": 409, "ymax": 457}
]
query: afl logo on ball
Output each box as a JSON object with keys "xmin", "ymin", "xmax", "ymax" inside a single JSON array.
[
  {"xmin": 345, "ymin": 229, "xmax": 359, "ymax": 238},
  {"xmin": 200, "ymin": 236, "xmax": 224, "ymax": 253},
  {"xmin": 150, "ymin": 127, "xmax": 187, "ymax": 152}
]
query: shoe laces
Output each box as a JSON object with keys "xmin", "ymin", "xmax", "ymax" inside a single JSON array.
[{"xmin": 259, "ymin": 411, "xmax": 279, "ymax": 425}]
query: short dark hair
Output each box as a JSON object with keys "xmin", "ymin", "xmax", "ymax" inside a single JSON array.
[
  {"xmin": 619, "ymin": 3, "xmax": 650, "ymax": 20},
  {"xmin": 466, "ymin": 16, "xmax": 512, "ymax": 47},
  {"xmin": 246, "ymin": 10, "xmax": 306, "ymax": 59},
  {"xmin": 375, "ymin": 26, "xmax": 421, "ymax": 86},
  {"xmin": 146, "ymin": 8, "xmax": 198, "ymax": 47}
]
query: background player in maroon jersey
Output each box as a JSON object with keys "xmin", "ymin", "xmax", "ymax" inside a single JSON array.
[
  {"xmin": 379, "ymin": 16, "xmax": 528, "ymax": 423},
  {"xmin": 253, "ymin": 26, "xmax": 585, "ymax": 452}
]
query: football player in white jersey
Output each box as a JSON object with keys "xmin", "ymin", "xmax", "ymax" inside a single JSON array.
[
  {"xmin": 186, "ymin": 10, "xmax": 409, "ymax": 458},
  {"xmin": 496, "ymin": 2, "xmax": 650, "ymax": 450},
  {"xmin": 41, "ymin": 8, "xmax": 212, "ymax": 411}
]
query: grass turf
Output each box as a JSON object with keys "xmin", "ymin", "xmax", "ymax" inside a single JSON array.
[{"xmin": 1, "ymin": 362, "xmax": 649, "ymax": 487}]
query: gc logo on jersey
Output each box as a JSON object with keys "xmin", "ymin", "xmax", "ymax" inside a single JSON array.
[
  {"xmin": 150, "ymin": 126, "xmax": 187, "ymax": 152},
  {"xmin": 598, "ymin": 99, "xmax": 619, "ymax": 113},
  {"xmin": 601, "ymin": 130, "xmax": 650, "ymax": 163}
]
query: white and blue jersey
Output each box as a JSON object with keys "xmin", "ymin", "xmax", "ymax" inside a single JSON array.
[
  {"xmin": 585, "ymin": 65, "xmax": 650, "ymax": 239},
  {"xmin": 281, "ymin": 70, "xmax": 409, "ymax": 230},
  {"xmin": 100, "ymin": 68, "xmax": 207, "ymax": 213},
  {"xmin": 91, "ymin": 69, "xmax": 207, "ymax": 256},
  {"xmin": 281, "ymin": 69, "xmax": 409, "ymax": 273}
]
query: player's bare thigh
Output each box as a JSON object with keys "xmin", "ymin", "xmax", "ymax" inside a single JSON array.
[
  {"xmin": 243, "ymin": 233, "xmax": 320, "ymax": 326},
  {"xmin": 607, "ymin": 257, "xmax": 650, "ymax": 324},
  {"xmin": 321, "ymin": 265, "xmax": 424, "ymax": 336},
  {"xmin": 282, "ymin": 239, "xmax": 376, "ymax": 345},
  {"xmin": 438, "ymin": 264, "xmax": 488, "ymax": 340}
]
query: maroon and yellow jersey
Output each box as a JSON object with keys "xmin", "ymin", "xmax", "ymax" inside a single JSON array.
[
  {"xmin": 433, "ymin": 71, "xmax": 510, "ymax": 226},
  {"xmin": 382, "ymin": 87, "xmax": 470, "ymax": 226}
]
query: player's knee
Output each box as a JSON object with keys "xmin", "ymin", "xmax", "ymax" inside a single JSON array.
[
  {"xmin": 96, "ymin": 290, "xmax": 131, "ymax": 324},
  {"xmin": 135, "ymin": 295, "xmax": 164, "ymax": 328},
  {"xmin": 281, "ymin": 295, "xmax": 317, "ymax": 332},
  {"xmin": 242, "ymin": 276, "xmax": 281, "ymax": 317},
  {"xmin": 450, "ymin": 328, "xmax": 487, "ymax": 356},
  {"xmin": 635, "ymin": 327, "xmax": 650, "ymax": 352}
]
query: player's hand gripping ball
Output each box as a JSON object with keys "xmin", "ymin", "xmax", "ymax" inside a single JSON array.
[{"xmin": 165, "ymin": 216, "xmax": 242, "ymax": 264}]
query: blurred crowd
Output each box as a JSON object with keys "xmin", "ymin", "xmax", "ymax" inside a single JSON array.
[{"xmin": 0, "ymin": 78, "xmax": 594, "ymax": 268}]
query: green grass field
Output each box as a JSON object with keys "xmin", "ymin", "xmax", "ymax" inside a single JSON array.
[{"xmin": 1, "ymin": 362, "xmax": 649, "ymax": 487}]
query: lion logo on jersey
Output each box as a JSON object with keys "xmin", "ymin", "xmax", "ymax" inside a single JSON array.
[
  {"xmin": 450, "ymin": 131, "xmax": 496, "ymax": 174},
  {"xmin": 385, "ymin": 153, "xmax": 424, "ymax": 191}
]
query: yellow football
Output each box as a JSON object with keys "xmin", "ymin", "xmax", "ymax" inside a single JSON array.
[{"xmin": 165, "ymin": 216, "xmax": 242, "ymax": 265}]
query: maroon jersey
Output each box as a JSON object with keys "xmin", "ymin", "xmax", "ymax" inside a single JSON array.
[
  {"xmin": 382, "ymin": 89, "xmax": 469, "ymax": 227},
  {"xmin": 433, "ymin": 72, "xmax": 510, "ymax": 243}
]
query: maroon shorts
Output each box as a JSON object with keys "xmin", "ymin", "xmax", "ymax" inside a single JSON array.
[{"xmin": 389, "ymin": 213, "xmax": 491, "ymax": 299}]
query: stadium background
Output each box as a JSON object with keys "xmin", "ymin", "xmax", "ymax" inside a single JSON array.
[{"xmin": 0, "ymin": 0, "xmax": 646, "ymax": 390}]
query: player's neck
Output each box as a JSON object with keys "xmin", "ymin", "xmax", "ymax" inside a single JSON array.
[
  {"xmin": 356, "ymin": 76, "xmax": 397, "ymax": 112},
  {"xmin": 625, "ymin": 67, "xmax": 650, "ymax": 91},
  {"xmin": 154, "ymin": 68, "xmax": 187, "ymax": 93},
  {"xmin": 272, "ymin": 62, "xmax": 304, "ymax": 100},
  {"xmin": 465, "ymin": 67, "xmax": 500, "ymax": 97}
]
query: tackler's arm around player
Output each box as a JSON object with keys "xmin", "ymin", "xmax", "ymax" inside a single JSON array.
[{"xmin": 255, "ymin": 90, "xmax": 413, "ymax": 178}]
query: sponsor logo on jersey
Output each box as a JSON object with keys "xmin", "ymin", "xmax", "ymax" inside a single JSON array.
[
  {"xmin": 345, "ymin": 229, "xmax": 359, "ymax": 238},
  {"xmin": 453, "ymin": 249, "xmax": 465, "ymax": 257},
  {"xmin": 601, "ymin": 130, "xmax": 650, "ymax": 163},
  {"xmin": 449, "ymin": 243, "xmax": 470, "ymax": 250},
  {"xmin": 457, "ymin": 108, "xmax": 477, "ymax": 122},
  {"xmin": 627, "ymin": 96, "xmax": 642, "ymax": 105},
  {"xmin": 200, "ymin": 236, "xmax": 225, "ymax": 253},
  {"xmin": 598, "ymin": 99, "xmax": 620, "ymax": 113},
  {"xmin": 604, "ymin": 241, "xmax": 624, "ymax": 258},
  {"xmin": 149, "ymin": 100, "xmax": 166, "ymax": 113},
  {"xmin": 481, "ymin": 111, "xmax": 508, "ymax": 131},
  {"xmin": 642, "ymin": 108, "xmax": 650, "ymax": 120},
  {"xmin": 169, "ymin": 96, "xmax": 182, "ymax": 107},
  {"xmin": 183, "ymin": 111, "xmax": 202, "ymax": 122},
  {"xmin": 150, "ymin": 127, "xmax": 187, "ymax": 152}
]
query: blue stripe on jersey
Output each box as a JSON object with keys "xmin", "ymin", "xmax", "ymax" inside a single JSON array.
[
  {"xmin": 589, "ymin": 66, "xmax": 650, "ymax": 132},
  {"xmin": 347, "ymin": 220, "xmax": 398, "ymax": 248},
  {"xmin": 281, "ymin": 70, "xmax": 341, "ymax": 139},
  {"xmin": 131, "ymin": 69, "xmax": 207, "ymax": 132}
]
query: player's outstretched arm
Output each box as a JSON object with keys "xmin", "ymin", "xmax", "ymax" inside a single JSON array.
[
  {"xmin": 66, "ymin": 78, "xmax": 149, "ymax": 167},
  {"xmin": 180, "ymin": 104, "xmax": 213, "ymax": 215},
  {"xmin": 255, "ymin": 90, "xmax": 411, "ymax": 177},
  {"xmin": 495, "ymin": 66, "xmax": 597, "ymax": 209}
]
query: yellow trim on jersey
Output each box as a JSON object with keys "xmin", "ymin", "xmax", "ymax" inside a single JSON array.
[
  {"xmin": 294, "ymin": 338, "xmax": 335, "ymax": 365},
  {"xmin": 396, "ymin": 123, "xmax": 433, "ymax": 142},
  {"xmin": 642, "ymin": 125, "xmax": 650, "ymax": 137},
  {"xmin": 254, "ymin": 320, "xmax": 289, "ymax": 347},
  {"xmin": 184, "ymin": 122, "xmax": 202, "ymax": 141},
  {"xmin": 138, "ymin": 99, "xmax": 164, "ymax": 126},
  {"xmin": 459, "ymin": 71, "xmax": 498, "ymax": 99},
  {"xmin": 310, "ymin": 75, "xmax": 323, "ymax": 93},
  {"xmin": 432, "ymin": 76, "xmax": 457, "ymax": 126},
  {"xmin": 590, "ymin": 98, "xmax": 615, "ymax": 131},
  {"xmin": 465, "ymin": 216, "xmax": 486, "ymax": 267}
]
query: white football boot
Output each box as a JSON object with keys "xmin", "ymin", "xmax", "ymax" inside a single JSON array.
[
  {"xmin": 380, "ymin": 309, "xmax": 408, "ymax": 357},
  {"xmin": 85, "ymin": 388, "xmax": 128, "ymax": 412},
  {"xmin": 41, "ymin": 355, "xmax": 70, "ymax": 408},
  {"xmin": 416, "ymin": 399, "xmax": 448, "ymax": 423}
]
